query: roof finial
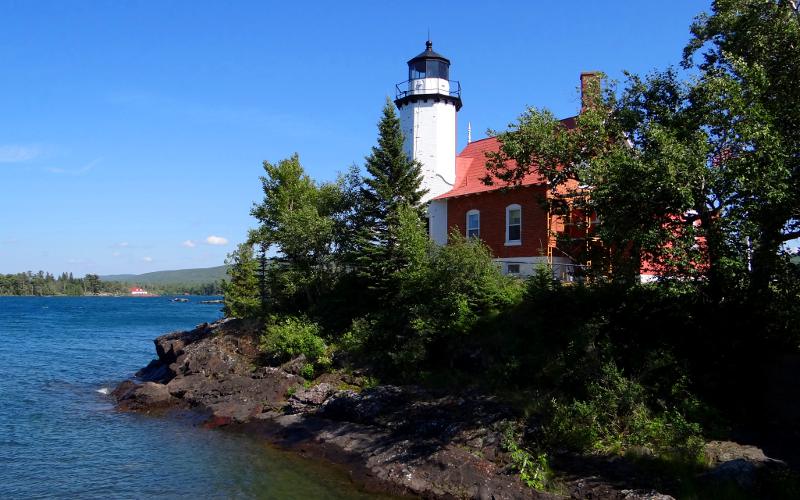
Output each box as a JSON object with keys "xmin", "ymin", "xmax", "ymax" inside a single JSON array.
[
  {"xmin": 426, "ymin": 29, "xmax": 432, "ymax": 51},
  {"xmin": 467, "ymin": 122, "xmax": 472, "ymax": 144}
]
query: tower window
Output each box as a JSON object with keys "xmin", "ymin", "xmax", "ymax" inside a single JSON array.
[
  {"xmin": 426, "ymin": 60, "xmax": 449, "ymax": 79},
  {"xmin": 410, "ymin": 60, "xmax": 426, "ymax": 80},
  {"xmin": 506, "ymin": 204, "xmax": 522, "ymax": 245},
  {"xmin": 466, "ymin": 210, "xmax": 480, "ymax": 239}
]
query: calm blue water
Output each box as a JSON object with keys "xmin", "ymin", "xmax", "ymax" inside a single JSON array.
[{"xmin": 0, "ymin": 296, "xmax": 391, "ymax": 499}]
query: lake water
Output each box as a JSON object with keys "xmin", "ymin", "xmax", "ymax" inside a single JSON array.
[{"xmin": 0, "ymin": 296, "xmax": 392, "ymax": 499}]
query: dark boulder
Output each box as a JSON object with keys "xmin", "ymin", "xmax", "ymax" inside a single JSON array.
[
  {"xmin": 285, "ymin": 382, "xmax": 337, "ymax": 414},
  {"xmin": 114, "ymin": 381, "xmax": 177, "ymax": 412}
]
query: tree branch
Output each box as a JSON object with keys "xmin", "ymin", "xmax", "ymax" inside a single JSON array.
[{"xmin": 780, "ymin": 230, "xmax": 800, "ymax": 242}]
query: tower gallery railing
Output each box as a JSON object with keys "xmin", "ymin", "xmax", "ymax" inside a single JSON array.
[{"xmin": 395, "ymin": 80, "xmax": 462, "ymax": 100}]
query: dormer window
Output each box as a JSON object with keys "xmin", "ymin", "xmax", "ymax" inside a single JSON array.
[
  {"xmin": 506, "ymin": 204, "xmax": 522, "ymax": 245},
  {"xmin": 466, "ymin": 210, "xmax": 480, "ymax": 238}
]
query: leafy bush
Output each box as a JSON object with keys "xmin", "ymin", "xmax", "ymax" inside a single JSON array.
[
  {"xmin": 547, "ymin": 362, "xmax": 704, "ymax": 462},
  {"xmin": 337, "ymin": 316, "xmax": 374, "ymax": 355},
  {"xmin": 502, "ymin": 424, "xmax": 554, "ymax": 491},
  {"xmin": 260, "ymin": 315, "xmax": 327, "ymax": 368},
  {"xmin": 361, "ymin": 225, "xmax": 525, "ymax": 377},
  {"xmin": 300, "ymin": 363, "xmax": 316, "ymax": 379}
]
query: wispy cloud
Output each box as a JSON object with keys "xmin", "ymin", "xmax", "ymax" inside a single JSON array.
[
  {"xmin": 0, "ymin": 145, "xmax": 40, "ymax": 163},
  {"xmin": 182, "ymin": 240, "xmax": 196, "ymax": 248},
  {"xmin": 142, "ymin": 256, "xmax": 153, "ymax": 263},
  {"xmin": 115, "ymin": 242, "xmax": 130, "ymax": 248},
  {"xmin": 46, "ymin": 158, "xmax": 101, "ymax": 176},
  {"xmin": 205, "ymin": 235, "xmax": 228, "ymax": 246}
]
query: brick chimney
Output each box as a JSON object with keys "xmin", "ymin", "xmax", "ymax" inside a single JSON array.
[{"xmin": 580, "ymin": 71, "xmax": 601, "ymax": 112}]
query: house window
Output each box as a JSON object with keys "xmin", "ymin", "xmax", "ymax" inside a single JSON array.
[
  {"xmin": 506, "ymin": 263, "xmax": 521, "ymax": 275},
  {"xmin": 506, "ymin": 204, "xmax": 522, "ymax": 245},
  {"xmin": 466, "ymin": 210, "xmax": 480, "ymax": 239}
]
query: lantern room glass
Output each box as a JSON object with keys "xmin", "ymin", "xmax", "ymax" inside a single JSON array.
[{"xmin": 409, "ymin": 59, "xmax": 449, "ymax": 80}]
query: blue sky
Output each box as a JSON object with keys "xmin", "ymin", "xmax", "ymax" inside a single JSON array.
[{"xmin": 0, "ymin": 1, "xmax": 715, "ymax": 275}]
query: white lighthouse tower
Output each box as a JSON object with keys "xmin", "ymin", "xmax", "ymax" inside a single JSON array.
[{"xmin": 394, "ymin": 40, "xmax": 462, "ymax": 205}]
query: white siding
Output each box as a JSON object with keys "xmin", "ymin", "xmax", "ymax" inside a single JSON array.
[
  {"xmin": 398, "ymin": 78, "xmax": 457, "ymax": 203},
  {"xmin": 428, "ymin": 199, "xmax": 448, "ymax": 245}
]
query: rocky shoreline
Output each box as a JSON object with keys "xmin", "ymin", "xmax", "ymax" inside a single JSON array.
[{"xmin": 112, "ymin": 319, "xmax": 788, "ymax": 499}]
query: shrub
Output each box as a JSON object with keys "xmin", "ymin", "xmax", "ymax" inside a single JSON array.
[
  {"xmin": 337, "ymin": 316, "xmax": 374, "ymax": 354},
  {"xmin": 502, "ymin": 424, "xmax": 554, "ymax": 491},
  {"xmin": 547, "ymin": 362, "xmax": 704, "ymax": 462},
  {"xmin": 261, "ymin": 315, "xmax": 327, "ymax": 365},
  {"xmin": 300, "ymin": 363, "xmax": 316, "ymax": 379},
  {"xmin": 389, "ymin": 231, "xmax": 524, "ymax": 373}
]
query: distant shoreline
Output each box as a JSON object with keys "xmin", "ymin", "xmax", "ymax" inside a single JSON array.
[{"xmin": 0, "ymin": 294, "xmax": 223, "ymax": 298}]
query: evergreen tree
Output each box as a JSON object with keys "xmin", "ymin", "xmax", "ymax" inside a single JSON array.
[
  {"xmin": 221, "ymin": 243, "xmax": 260, "ymax": 318},
  {"xmin": 256, "ymin": 241, "xmax": 269, "ymax": 313},
  {"xmin": 84, "ymin": 274, "xmax": 101, "ymax": 295},
  {"xmin": 355, "ymin": 99, "xmax": 427, "ymax": 298}
]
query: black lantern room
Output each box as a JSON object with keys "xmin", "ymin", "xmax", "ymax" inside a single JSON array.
[
  {"xmin": 408, "ymin": 40, "xmax": 450, "ymax": 81},
  {"xmin": 395, "ymin": 40, "xmax": 462, "ymax": 111}
]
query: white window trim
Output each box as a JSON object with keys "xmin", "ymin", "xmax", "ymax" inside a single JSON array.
[
  {"xmin": 505, "ymin": 204, "xmax": 522, "ymax": 246},
  {"xmin": 466, "ymin": 209, "xmax": 480, "ymax": 238}
]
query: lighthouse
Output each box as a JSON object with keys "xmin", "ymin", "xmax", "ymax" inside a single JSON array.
[{"xmin": 394, "ymin": 40, "xmax": 461, "ymax": 205}]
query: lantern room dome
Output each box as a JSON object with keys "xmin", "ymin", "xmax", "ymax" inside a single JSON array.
[
  {"xmin": 407, "ymin": 40, "xmax": 451, "ymax": 81},
  {"xmin": 408, "ymin": 40, "xmax": 451, "ymax": 65}
]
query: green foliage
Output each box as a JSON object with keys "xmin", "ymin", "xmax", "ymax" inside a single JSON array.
[
  {"xmin": 683, "ymin": 0, "xmax": 800, "ymax": 292},
  {"xmin": 221, "ymin": 243, "xmax": 261, "ymax": 318},
  {"xmin": 547, "ymin": 362, "xmax": 704, "ymax": 462},
  {"xmin": 352, "ymin": 100, "xmax": 427, "ymax": 302},
  {"xmin": 360, "ymin": 99, "xmax": 426, "ymax": 221},
  {"xmin": 403, "ymin": 231, "xmax": 524, "ymax": 341},
  {"xmin": 0, "ymin": 270, "xmax": 188, "ymax": 296},
  {"xmin": 248, "ymin": 154, "xmax": 354, "ymax": 316},
  {"xmin": 260, "ymin": 315, "xmax": 328, "ymax": 373},
  {"xmin": 300, "ymin": 363, "xmax": 316, "ymax": 380},
  {"xmin": 502, "ymin": 424, "xmax": 554, "ymax": 491},
  {"xmin": 353, "ymin": 215, "xmax": 524, "ymax": 376},
  {"xmin": 337, "ymin": 316, "xmax": 374, "ymax": 355}
]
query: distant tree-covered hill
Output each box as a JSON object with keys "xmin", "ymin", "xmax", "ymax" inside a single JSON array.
[{"xmin": 100, "ymin": 265, "xmax": 229, "ymax": 285}]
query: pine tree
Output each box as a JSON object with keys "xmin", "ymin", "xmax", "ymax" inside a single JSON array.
[
  {"xmin": 221, "ymin": 243, "xmax": 261, "ymax": 318},
  {"xmin": 355, "ymin": 99, "xmax": 427, "ymax": 299}
]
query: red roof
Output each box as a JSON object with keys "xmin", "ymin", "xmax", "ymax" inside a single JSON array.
[{"xmin": 434, "ymin": 116, "xmax": 577, "ymax": 200}]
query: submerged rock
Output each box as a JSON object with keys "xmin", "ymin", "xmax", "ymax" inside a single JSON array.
[{"xmin": 113, "ymin": 380, "xmax": 178, "ymax": 412}]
